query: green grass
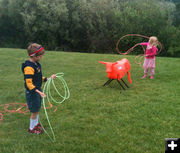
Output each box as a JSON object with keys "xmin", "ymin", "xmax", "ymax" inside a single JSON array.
[{"xmin": 0, "ymin": 48, "xmax": 180, "ymax": 153}]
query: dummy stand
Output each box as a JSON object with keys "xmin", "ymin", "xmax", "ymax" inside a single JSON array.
[{"xmin": 103, "ymin": 78, "xmax": 129, "ymax": 90}]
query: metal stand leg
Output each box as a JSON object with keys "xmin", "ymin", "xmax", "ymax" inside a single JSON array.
[
  {"xmin": 103, "ymin": 79, "xmax": 113, "ymax": 86},
  {"xmin": 121, "ymin": 79, "xmax": 129, "ymax": 88},
  {"xmin": 102, "ymin": 78, "xmax": 130, "ymax": 91},
  {"xmin": 117, "ymin": 80, "xmax": 126, "ymax": 90}
]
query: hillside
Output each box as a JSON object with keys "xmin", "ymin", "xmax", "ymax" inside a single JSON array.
[{"xmin": 0, "ymin": 48, "xmax": 179, "ymax": 153}]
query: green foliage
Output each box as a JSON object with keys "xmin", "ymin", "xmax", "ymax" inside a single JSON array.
[
  {"xmin": 169, "ymin": 46, "xmax": 180, "ymax": 57},
  {"xmin": 20, "ymin": 0, "xmax": 68, "ymax": 49},
  {"xmin": 0, "ymin": 0, "xmax": 180, "ymax": 56},
  {"xmin": 0, "ymin": 0, "xmax": 25, "ymax": 47},
  {"xmin": 173, "ymin": 2, "xmax": 180, "ymax": 26},
  {"xmin": 158, "ymin": 25, "xmax": 180, "ymax": 56}
]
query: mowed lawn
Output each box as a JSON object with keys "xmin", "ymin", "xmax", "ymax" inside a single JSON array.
[{"xmin": 0, "ymin": 48, "xmax": 179, "ymax": 153}]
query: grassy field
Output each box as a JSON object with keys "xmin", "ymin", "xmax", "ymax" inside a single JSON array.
[{"xmin": 0, "ymin": 48, "xmax": 179, "ymax": 153}]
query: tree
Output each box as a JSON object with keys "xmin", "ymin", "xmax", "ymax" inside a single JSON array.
[
  {"xmin": 0, "ymin": 0, "xmax": 179, "ymax": 56},
  {"xmin": 20, "ymin": 0, "xmax": 68, "ymax": 49}
]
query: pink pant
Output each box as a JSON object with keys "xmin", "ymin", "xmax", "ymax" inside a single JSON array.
[{"xmin": 144, "ymin": 68, "xmax": 155, "ymax": 76}]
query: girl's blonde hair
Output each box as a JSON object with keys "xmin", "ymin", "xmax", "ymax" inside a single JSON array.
[
  {"xmin": 149, "ymin": 36, "xmax": 159, "ymax": 47},
  {"xmin": 27, "ymin": 43, "xmax": 45, "ymax": 57}
]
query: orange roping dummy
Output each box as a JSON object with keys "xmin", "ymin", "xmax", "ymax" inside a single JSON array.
[{"xmin": 99, "ymin": 58, "xmax": 132, "ymax": 84}]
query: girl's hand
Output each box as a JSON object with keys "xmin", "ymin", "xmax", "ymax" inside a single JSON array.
[{"xmin": 51, "ymin": 74, "xmax": 56, "ymax": 79}]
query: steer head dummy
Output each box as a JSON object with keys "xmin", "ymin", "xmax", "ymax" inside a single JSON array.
[{"xmin": 99, "ymin": 58, "xmax": 132, "ymax": 84}]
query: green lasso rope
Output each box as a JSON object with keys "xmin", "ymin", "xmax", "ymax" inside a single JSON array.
[{"xmin": 40, "ymin": 73, "xmax": 70, "ymax": 142}]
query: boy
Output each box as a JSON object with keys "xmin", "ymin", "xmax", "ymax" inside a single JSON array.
[{"xmin": 22, "ymin": 43, "xmax": 55, "ymax": 134}]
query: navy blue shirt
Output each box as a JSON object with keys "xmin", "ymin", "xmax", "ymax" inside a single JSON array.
[{"xmin": 22, "ymin": 60, "xmax": 46, "ymax": 91}]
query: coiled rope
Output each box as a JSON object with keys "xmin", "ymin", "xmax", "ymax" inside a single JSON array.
[
  {"xmin": 0, "ymin": 102, "xmax": 57, "ymax": 121},
  {"xmin": 116, "ymin": 34, "xmax": 162, "ymax": 66},
  {"xmin": 41, "ymin": 72, "xmax": 70, "ymax": 142},
  {"xmin": 0, "ymin": 73, "xmax": 70, "ymax": 143}
]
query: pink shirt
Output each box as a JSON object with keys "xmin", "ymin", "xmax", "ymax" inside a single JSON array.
[{"xmin": 140, "ymin": 42, "xmax": 158, "ymax": 59}]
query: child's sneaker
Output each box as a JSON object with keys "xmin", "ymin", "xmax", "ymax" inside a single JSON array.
[
  {"xmin": 150, "ymin": 76, "xmax": 154, "ymax": 79},
  {"xmin": 141, "ymin": 74, "xmax": 147, "ymax": 79},
  {"xmin": 28, "ymin": 127, "xmax": 42, "ymax": 135},
  {"xmin": 35, "ymin": 123, "xmax": 43, "ymax": 131}
]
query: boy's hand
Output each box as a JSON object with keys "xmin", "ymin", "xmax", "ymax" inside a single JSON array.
[
  {"xmin": 35, "ymin": 89, "xmax": 46, "ymax": 98},
  {"xmin": 39, "ymin": 92, "xmax": 46, "ymax": 98},
  {"xmin": 51, "ymin": 74, "xmax": 56, "ymax": 79},
  {"xmin": 47, "ymin": 74, "xmax": 56, "ymax": 81}
]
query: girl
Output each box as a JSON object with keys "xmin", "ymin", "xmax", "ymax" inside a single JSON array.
[{"xmin": 141, "ymin": 36, "xmax": 159, "ymax": 79}]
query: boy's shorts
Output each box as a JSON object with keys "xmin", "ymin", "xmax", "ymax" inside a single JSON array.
[{"xmin": 25, "ymin": 90, "xmax": 42, "ymax": 113}]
